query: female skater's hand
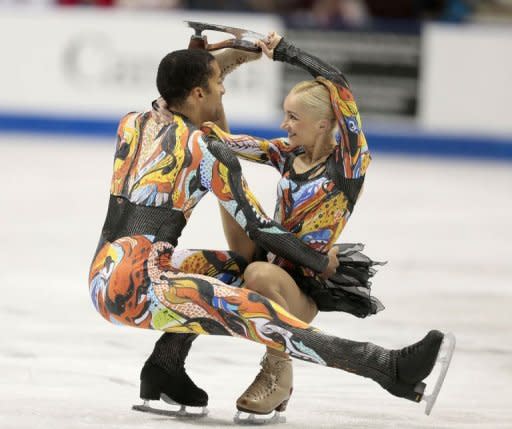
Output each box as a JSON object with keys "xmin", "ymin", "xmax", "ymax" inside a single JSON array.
[
  {"xmin": 320, "ymin": 246, "xmax": 340, "ymax": 279},
  {"xmin": 256, "ymin": 32, "xmax": 283, "ymax": 59}
]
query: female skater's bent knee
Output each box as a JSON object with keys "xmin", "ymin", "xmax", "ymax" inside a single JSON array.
[{"xmin": 243, "ymin": 262, "xmax": 275, "ymax": 294}]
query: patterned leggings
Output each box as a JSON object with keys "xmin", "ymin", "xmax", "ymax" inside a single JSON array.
[{"xmin": 89, "ymin": 235, "xmax": 395, "ymax": 379}]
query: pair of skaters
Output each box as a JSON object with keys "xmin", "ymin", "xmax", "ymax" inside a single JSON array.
[
  {"xmin": 88, "ymin": 31, "xmax": 454, "ymax": 420},
  {"xmin": 141, "ymin": 31, "xmax": 383, "ymax": 419}
]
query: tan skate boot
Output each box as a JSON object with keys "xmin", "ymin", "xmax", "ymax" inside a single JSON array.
[
  {"xmin": 211, "ymin": 48, "xmax": 262, "ymax": 78},
  {"xmin": 235, "ymin": 351, "xmax": 293, "ymax": 422}
]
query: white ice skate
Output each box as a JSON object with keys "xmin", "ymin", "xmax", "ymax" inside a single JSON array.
[
  {"xmin": 233, "ymin": 352, "xmax": 292, "ymax": 425},
  {"xmin": 132, "ymin": 393, "xmax": 208, "ymax": 418},
  {"xmin": 422, "ymin": 332, "xmax": 456, "ymax": 415}
]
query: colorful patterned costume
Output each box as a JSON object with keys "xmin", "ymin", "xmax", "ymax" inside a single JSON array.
[
  {"xmin": 202, "ymin": 40, "xmax": 381, "ymax": 317},
  {"xmin": 88, "ymin": 40, "xmax": 386, "ymax": 373}
]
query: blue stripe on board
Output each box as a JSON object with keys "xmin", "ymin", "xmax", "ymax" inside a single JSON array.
[
  {"xmin": 0, "ymin": 113, "xmax": 116, "ymax": 137},
  {"xmin": 1, "ymin": 112, "xmax": 511, "ymax": 161}
]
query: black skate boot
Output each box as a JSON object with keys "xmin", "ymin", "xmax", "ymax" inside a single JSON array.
[
  {"xmin": 283, "ymin": 324, "xmax": 455, "ymax": 416},
  {"xmin": 139, "ymin": 361, "xmax": 208, "ymax": 406},
  {"xmin": 371, "ymin": 330, "xmax": 456, "ymax": 414},
  {"xmin": 382, "ymin": 330, "xmax": 445, "ymax": 402},
  {"xmin": 397, "ymin": 330, "xmax": 455, "ymax": 414},
  {"xmin": 132, "ymin": 333, "xmax": 208, "ymax": 418}
]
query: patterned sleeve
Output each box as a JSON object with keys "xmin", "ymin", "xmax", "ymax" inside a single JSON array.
[
  {"xmin": 201, "ymin": 122, "xmax": 292, "ymax": 174},
  {"xmin": 197, "ymin": 134, "xmax": 329, "ymax": 274},
  {"xmin": 274, "ymin": 39, "xmax": 371, "ymax": 179}
]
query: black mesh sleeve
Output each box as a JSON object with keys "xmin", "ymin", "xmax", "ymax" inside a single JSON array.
[
  {"xmin": 248, "ymin": 226, "xmax": 329, "ymax": 274},
  {"xmin": 206, "ymin": 138, "xmax": 329, "ymax": 274},
  {"xmin": 273, "ymin": 38, "xmax": 349, "ymax": 88}
]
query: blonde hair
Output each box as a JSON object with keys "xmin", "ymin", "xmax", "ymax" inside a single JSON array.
[{"xmin": 289, "ymin": 80, "xmax": 335, "ymax": 129}]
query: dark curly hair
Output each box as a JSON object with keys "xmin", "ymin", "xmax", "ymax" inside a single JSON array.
[{"xmin": 156, "ymin": 49, "xmax": 215, "ymax": 107}]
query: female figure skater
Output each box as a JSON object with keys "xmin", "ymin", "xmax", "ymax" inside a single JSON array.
[{"xmin": 201, "ymin": 31, "xmax": 384, "ymax": 419}]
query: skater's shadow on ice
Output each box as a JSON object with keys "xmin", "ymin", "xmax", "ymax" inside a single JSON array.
[{"xmin": 147, "ymin": 415, "xmax": 240, "ymax": 426}]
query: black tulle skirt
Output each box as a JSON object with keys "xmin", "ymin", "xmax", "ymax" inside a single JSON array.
[{"xmin": 292, "ymin": 243, "xmax": 385, "ymax": 318}]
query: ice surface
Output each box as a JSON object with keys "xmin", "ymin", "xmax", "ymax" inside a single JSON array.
[{"xmin": 1, "ymin": 135, "xmax": 511, "ymax": 429}]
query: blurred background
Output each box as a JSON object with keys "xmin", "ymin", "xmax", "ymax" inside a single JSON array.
[
  {"xmin": 1, "ymin": 2, "xmax": 512, "ymax": 429},
  {"xmin": 1, "ymin": 0, "xmax": 512, "ymax": 155}
]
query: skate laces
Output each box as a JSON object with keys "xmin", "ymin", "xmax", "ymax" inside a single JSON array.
[
  {"xmin": 244, "ymin": 370, "xmax": 277, "ymax": 399},
  {"xmin": 242, "ymin": 357, "xmax": 282, "ymax": 400},
  {"xmin": 260, "ymin": 357, "xmax": 279, "ymax": 391},
  {"xmin": 400, "ymin": 341, "xmax": 422, "ymax": 358},
  {"xmin": 399, "ymin": 331, "xmax": 435, "ymax": 359}
]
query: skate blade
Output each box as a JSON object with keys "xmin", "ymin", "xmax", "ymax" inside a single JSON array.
[
  {"xmin": 422, "ymin": 332, "xmax": 456, "ymax": 416},
  {"xmin": 132, "ymin": 399, "xmax": 208, "ymax": 418},
  {"xmin": 233, "ymin": 410, "xmax": 286, "ymax": 425}
]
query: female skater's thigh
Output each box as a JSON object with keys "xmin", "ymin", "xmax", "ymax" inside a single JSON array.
[{"xmin": 244, "ymin": 262, "xmax": 318, "ymax": 323}]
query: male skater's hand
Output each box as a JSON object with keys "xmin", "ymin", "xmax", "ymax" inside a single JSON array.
[
  {"xmin": 320, "ymin": 246, "xmax": 340, "ymax": 279},
  {"xmin": 256, "ymin": 32, "xmax": 283, "ymax": 59}
]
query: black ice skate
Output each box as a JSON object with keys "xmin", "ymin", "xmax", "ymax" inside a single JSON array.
[
  {"xmin": 132, "ymin": 362, "xmax": 208, "ymax": 418},
  {"xmin": 386, "ymin": 330, "xmax": 456, "ymax": 415}
]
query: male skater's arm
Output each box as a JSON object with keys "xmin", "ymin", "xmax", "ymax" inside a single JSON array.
[
  {"xmin": 219, "ymin": 204, "xmax": 257, "ymax": 263},
  {"xmin": 213, "ymin": 106, "xmax": 258, "ymax": 262},
  {"xmin": 197, "ymin": 133, "xmax": 337, "ymax": 277}
]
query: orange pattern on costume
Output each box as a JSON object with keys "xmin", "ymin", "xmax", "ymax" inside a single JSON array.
[
  {"xmin": 89, "ymin": 235, "xmax": 153, "ymax": 328},
  {"xmin": 201, "ymin": 64, "xmax": 369, "ymax": 279},
  {"xmin": 145, "ymin": 243, "xmax": 311, "ymax": 351},
  {"xmin": 211, "ymin": 161, "xmax": 232, "ymax": 201},
  {"xmin": 89, "ymin": 98, "xmax": 337, "ymax": 365},
  {"xmin": 172, "ymin": 130, "xmax": 200, "ymax": 215},
  {"xmin": 111, "ymin": 114, "xmax": 139, "ymax": 195},
  {"xmin": 88, "ymin": 40, "xmax": 390, "ymax": 370},
  {"xmin": 201, "ymin": 113, "xmax": 363, "ymax": 256},
  {"xmin": 317, "ymin": 76, "xmax": 370, "ymax": 179}
]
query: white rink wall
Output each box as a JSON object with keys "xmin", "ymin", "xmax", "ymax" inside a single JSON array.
[
  {"xmin": 420, "ymin": 22, "xmax": 512, "ymax": 137},
  {"xmin": 0, "ymin": 8, "xmax": 512, "ymax": 153},
  {"xmin": 0, "ymin": 9, "xmax": 282, "ymax": 125}
]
